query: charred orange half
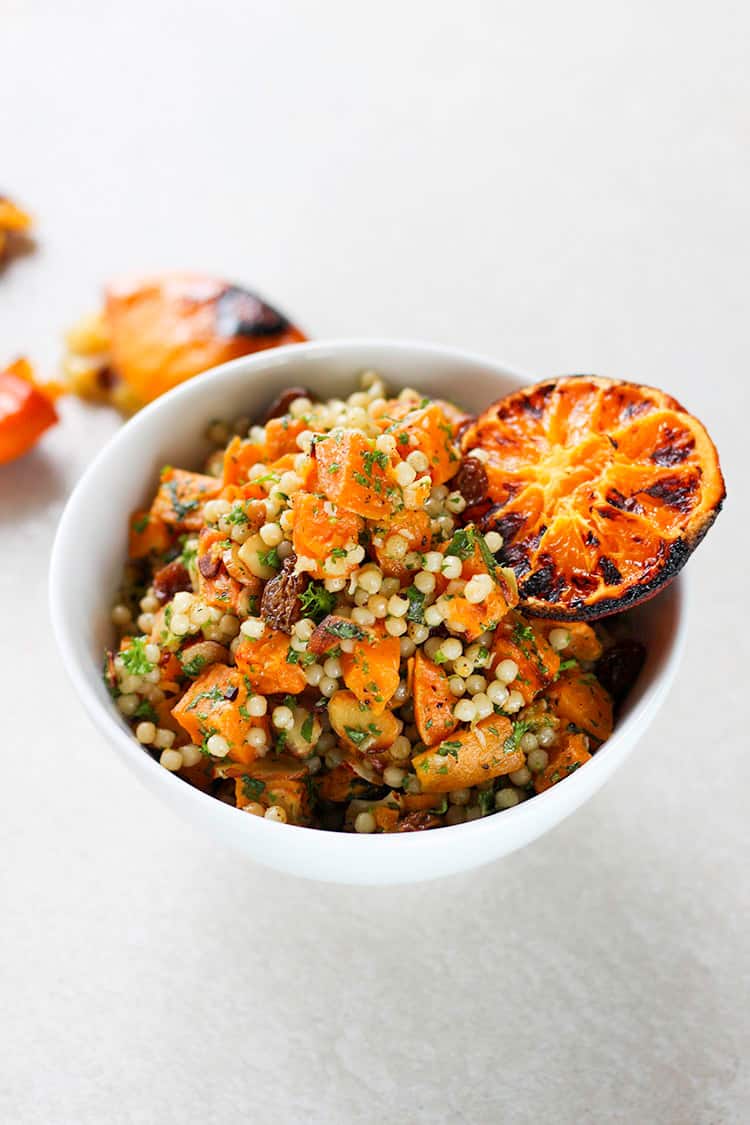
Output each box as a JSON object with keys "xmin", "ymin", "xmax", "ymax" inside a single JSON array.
[
  {"xmin": 460, "ymin": 376, "xmax": 725, "ymax": 619},
  {"xmin": 105, "ymin": 273, "xmax": 306, "ymax": 405}
]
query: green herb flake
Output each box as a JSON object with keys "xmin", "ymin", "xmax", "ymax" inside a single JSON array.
[
  {"xmin": 299, "ymin": 582, "xmax": 336, "ymax": 622},
  {"xmin": 120, "ymin": 636, "xmax": 155, "ymax": 677}
]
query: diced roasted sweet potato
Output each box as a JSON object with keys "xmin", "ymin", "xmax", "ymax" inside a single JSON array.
[
  {"xmin": 196, "ymin": 528, "xmax": 244, "ymax": 613},
  {"xmin": 172, "ymin": 664, "xmax": 256, "ymax": 757},
  {"xmin": 151, "ymin": 467, "xmax": 220, "ymax": 531},
  {"xmin": 264, "ymin": 415, "xmax": 308, "ymax": 461},
  {"xmin": 341, "ymin": 633, "xmax": 401, "ymax": 714},
  {"xmin": 535, "ymin": 619, "xmax": 603, "ymax": 662},
  {"xmin": 222, "ymin": 436, "xmax": 265, "ymax": 487},
  {"xmin": 373, "ymin": 509, "xmax": 432, "ymax": 581},
  {"xmin": 291, "ymin": 493, "xmax": 363, "ymax": 579},
  {"xmin": 412, "ymin": 715, "xmax": 523, "ymax": 792},
  {"xmin": 328, "ymin": 690, "xmax": 402, "ymax": 751},
  {"xmin": 438, "ymin": 532, "xmax": 518, "ymax": 640},
  {"xmin": 544, "ymin": 671, "xmax": 613, "ymax": 742},
  {"xmin": 128, "ymin": 509, "xmax": 172, "ymax": 558},
  {"xmin": 534, "ymin": 732, "xmax": 591, "ymax": 793},
  {"xmin": 314, "ymin": 430, "xmax": 398, "ymax": 519},
  {"xmin": 308, "ymin": 614, "xmax": 370, "ymax": 656},
  {"xmin": 387, "ymin": 402, "xmax": 460, "ymax": 486},
  {"xmin": 491, "ymin": 611, "xmax": 561, "ymax": 704},
  {"xmin": 234, "ymin": 626, "xmax": 307, "ymax": 695},
  {"xmin": 412, "ymin": 650, "xmax": 460, "ymax": 747}
]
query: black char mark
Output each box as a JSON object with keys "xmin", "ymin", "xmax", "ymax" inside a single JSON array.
[
  {"xmin": 651, "ymin": 427, "xmax": 695, "ymax": 467},
  {"xmin": 519, "ymin": 555, "xmax": 566, "ymax": 602},
  {"xmin": 605, "ymin": 488, "xmax": 644, "ymax": 515},
  {"xmin": 598, "ymin": 555, "xmax": 622, "ymax": 585},
  {"xmin": 644, "ymin": 474, "xmax": 698, "ymax": 514},
  {"xmin": 215, "ymin": 285, "xmax": 290, "ymax": 339}
]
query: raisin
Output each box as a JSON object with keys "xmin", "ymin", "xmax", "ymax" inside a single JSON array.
[
  {"xmin": 454, "ymin": 456, "xmax": 489, "ymax": 506},
  {"xmin": 260, "ymin": 553, "xmax": 308, "ymax": 633},
  {"xmin": 198, "ymin": 552, "xmax": 221, "ymax": 579},
  {"xmin": 396, "ymin": 811, "xmax": 442, "ymax": 832},
  {"xmin": 263, "ymin": 386, "xmax": 314, "ymax": 423},
  {"xmin": 595, "ymin": 640, "xmax": 646, "ymax": 706},
  {"xmin": 152, "ymin": 559, "xmax": 192, "ymax": 603}
]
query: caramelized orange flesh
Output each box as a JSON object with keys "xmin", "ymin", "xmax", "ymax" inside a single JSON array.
[{"xmin": 461, "ymin": 376, "xmax": 725, "ymax": 619}]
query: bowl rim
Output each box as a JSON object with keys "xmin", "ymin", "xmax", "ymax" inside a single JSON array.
[{"xmin": 49, "ymin": 337, "xmax": 688, "ymax": 860}]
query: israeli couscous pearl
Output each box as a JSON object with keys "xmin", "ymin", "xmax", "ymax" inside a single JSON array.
[
  {"xmin": 240, "ymin": 617, "xmax": 265, "ymax": 639},
  {"xmin": 385, "ymin": 616, "xmax": 407, "ymax": 637},
  {"xmin": 424, "ymin": 605, "xmax": 444, "ymax": 627},
  {"xmin": 243, "ymin": 801, "xmax": 265, "ymax": 817},
  {"xmin": 509, "ymin": 766, "xmax": 532, "ymax": 787},
  {"xmin": 354, "ymin": 811, "xmax": 376, "ymax": 833},
  {"xmin": 549, "ymin": 628, "xmax": 571, "ymax": 651},
  {"xmin": 484, "ymin": 531, "xmax": 503, "ymax": 552},
  {"xmin": 441, "ymin": 555, "xmax": 462, "ymax": 580},
  {"xmin": 538, "ymin": 726, "xmax": 557, "ymax": 748},
  {"xmin": 117, "ymin": 694, "xmax": 139, "ymax": 716},
  {"xmin": 260, "ymin": 522, "xmax": 283, "ymax": 546},
  {"xmin": 272, "ymin": 706, "xmax": 294, "ymax": 730},
  {"xmin": 519, "ymin": 732, "xmax": 539, "ymax": 753},
  {"xmin": 135, "ymin": 721, "xmax": 156, "ymax": 744},
  {"xmin": 423, "ymin": 551, "xmax": 443, "ymax": 573},
  {"xmin": 390, "ymin": 735, "xmax": 412, "ymax": 760},
  {"xmin": 265, "ymin": 805, "xmax": 288, "ymax": 823},
  {"xmin": 472, "ymin": 693, "xmax": 493, "ymax": 719},
  {"xmin": 464, "ymin": 574, "xmax": 494, "ymax": 603},
  {"xmin": 170, "ymin": 613, "xmax": 190, "ymax": 636},
  {"xmin": 445, "ymin": 805, "xmax": 467, "ymax": 825},
  {"xmin": 206, "ymin": 733, "xmax": 230, "ymax": 757},
  {"xmin": 384, "ymin": 766, "xmax": 406, "ymax": 788},
  {"xmin": 453, "ymin": 656, "xmax": 473, "ymax": 679},
  {"xmin": 180, "ymin": 744, "xmax": 202, "ymax": 767},
  {"xmin": 247, "ymin": 695, "xmax": 267, "ymax": 717},
  {"xmin": 111, "ymin": 604, "xmax": 132, "ymax": 626},
  {"xmin": 527, "ymin": 748, "xmax": 550, "ymax": 772},
  {"xmin": 319, "ymin": 676, "xmax": 339, "ymax": 697},
  {"xmin": 160, "ymin": 748, "xmax": 183, "ymax": 771},
  {"xmin": 487, "ymin": 681, "xmax": 508, "ymax": 706},
  {"xmin": 504, "ymin": 690, "xmax": 525, "ymax": 713},
  {"xmin": 153, "ymin": 728, "xmax": 175, "ymax": 749},
  {"xmin": 414, "ymin": 571, "xmax": 435, "ymax": 595},
  {"xmin": 496, "ymin": 788, "xmax": 520, "ymax": 809},
  {"xmin": 495, "ymin": 659, "xmax": 519, "ymax": 684},
  {"xmin": 454, "ymin": 699, "xmax": 477, "ymax": 723},
  {"xmin": 246, "ymin": 728, "xmax": 269, "ymax": 750}
]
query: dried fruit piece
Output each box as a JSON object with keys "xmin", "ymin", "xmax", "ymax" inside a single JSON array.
[
  {"xmin": 463, "ymin": 376, "xmax": 725, "ymax": 619},
  {"xmin": 260, "ymin": 554, "xmax": 308, "ymax": 633},
  {"xmin": 263, "ymin": 386, "xmax": 313, "ymax": 422},
  {"xmin": 453, "ymin": 455, "xmax": 489, "ymax": 507}
]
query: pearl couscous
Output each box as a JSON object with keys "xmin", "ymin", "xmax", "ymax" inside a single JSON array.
[{"xmin": 105, "ymin": 374, "xmax": 645, "ymax": 832}]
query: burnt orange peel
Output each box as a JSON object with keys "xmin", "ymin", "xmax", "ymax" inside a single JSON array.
[{"xmin": 461, "ymin": 375, "xmax": 725, "ymax": 619}]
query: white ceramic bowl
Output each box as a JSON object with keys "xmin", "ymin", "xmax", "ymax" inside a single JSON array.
[{"xmin": 50, "ymin": 340, "xmax": 686, "ymax": 885}]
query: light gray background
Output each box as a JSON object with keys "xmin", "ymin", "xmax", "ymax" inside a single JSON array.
[{"xmin": 2, "ymin": 2, "xmax": 747, "ymax": 1122}]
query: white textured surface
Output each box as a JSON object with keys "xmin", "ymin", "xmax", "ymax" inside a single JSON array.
[{"xmin": 1, "ymin": 2, "xmax": 747, "ymax": 1122}]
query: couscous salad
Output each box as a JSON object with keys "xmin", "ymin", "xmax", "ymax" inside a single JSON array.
[{"xmin": 104, "ymin": 372, "xmax": 723, "ymax": 832}]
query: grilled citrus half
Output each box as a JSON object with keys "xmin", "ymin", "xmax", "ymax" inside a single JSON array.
[{"xmin": 460, "ymin": 375, "xmax": 725, "ymax": 619}]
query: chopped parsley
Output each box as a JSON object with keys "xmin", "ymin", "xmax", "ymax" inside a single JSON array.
[
  {"xmin": 503, "ymin": 719, "xmax": 532, "ymax": 755},
  {"xmin": 241, "ymin": 776, "xmax": 266, "ymax": 801},
  {"xmin": 320, "ymin": 618, "xmax": 366, "ymax": 640},
  {"xmin": 258, "ymin": 546, "xmax": 281, "ymax": 570},
  {"xmin": 299, "ymin": 582, "xmax": 336, "ymax": 622},
  {"xmin": 164, "ymin": 478, "xmax": 199, "ymax": 521},
  {"xmin": 133, "ymin": 699, "xmax": 158, "ymax": 722},
  {"xmin": 437, "ymin": 739, "xmax": 462, "ymax": 760},
  {"xmin": 132, "ymin": 514, "xmax": 149, "ymax": 534},
  {"xmin": 301, "ymin": 713, "xmax": 315, "ymax": 743},
  {"xmin": 180, "ymin": 652, "xmax": 208, "ymax": 678},
  {"xmin": 405, "ymin": 585, "xmax": 425, "ymax": 623},
  {"xmin": 330, "ymin": 547, "xmax": 348, "ymax": 560},
  {"xmin": 345, "ymin": 727, "xmax": 369, "ymax": 745},
  {"xmin": 120, "ymin": 636, "xmax": 154, "ymax": 676}
]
